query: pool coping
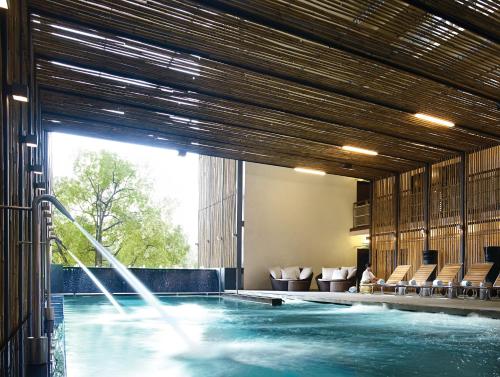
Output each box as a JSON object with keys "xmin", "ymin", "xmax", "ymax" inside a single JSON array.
[{"xmin": 228, "ymin": 290, "xmax": 500, "ymax": 319}]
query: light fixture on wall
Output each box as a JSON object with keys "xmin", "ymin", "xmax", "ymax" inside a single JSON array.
[
  {"xmin": 9, "ymin": 84, "xmax": 29, "ymax": 102},
  {"xmin": 342, "ymin": 145, "xmax": 378, "ymax": 156},
  {"xmin": 414, "ymin": 113, "xmax": 454, "ymax": 128},
  {"xmin": 294, "ymin": 167, "xmax": 326, "ymax": 176},
  {"xmin": 341, "ymin": 163, "xmax": 354, "ymax": 170},
  {"xmin": 0, "ymin": 0, "xmax": 8, "ymax": 10},
  {"xmin": 20, "ymin": 134, "xmax": 38, "ymax": 148},
  {"xmin": 28, "ymin": 164, "xmax": 43, "ymax": 175},
  {"xmin": 34, "ymin": 181, "xmax": 46, "ymax": 191}
]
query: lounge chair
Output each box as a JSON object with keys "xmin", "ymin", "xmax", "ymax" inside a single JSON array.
[
  {"xmin": 489, "ymin": 273, "xmax": 500, "ymax": 299},
  {"xmin": 380, "ymin": 265, "xmax": 411, "ymax": 294},
  {"xmin": 269, "ymin": 267, "xmax": 313, "ymax": 291},
  {"xmin": 430, "ymin": 264, "xmax": 462, "ymax": 297},
  {"xmin": 315, "ymin": 267, "xmax": 357, "ymax": 292},
  {"xmin": 401, "ymin": 264, "xmax": 437, "ymax": 295},
  {"xmin": 358, "ymin": 265, "xmax": 411, "ymax": 294},
  {"xmin": 459, "ymin": 263, "xmax": 494, "ymax": 299}
]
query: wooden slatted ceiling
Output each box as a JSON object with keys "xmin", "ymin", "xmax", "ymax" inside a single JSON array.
[
  {"xmin": 34, "ymin": 59, "xmax": 441, "ymax": 170},
  {"xmin": 31, "ymin": 16, "xmax": 498, "ymax": 154},
  {"xmin": 29, "ymin": 1, "xmax": 500, "ymax": 178},
  {"xmin": 197, "ymin": 0, "xmax": 500, "ymax": 101},
  {"xmin": 41, "ymin": 116, "xmax": 385, "ymax": 180},
  {"xmin": 29, "ymin": 3, "xmax": 500, "ymax": 135},
  {"xmin": 405, "ymin": 0, "xmax": 500, "ymax": 43},
  {"xmin": 40, "ymin": 92, "xmax": 391, "ymax": 179}
]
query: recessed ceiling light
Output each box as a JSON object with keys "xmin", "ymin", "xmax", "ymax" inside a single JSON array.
[
  {"xmin": 414, "ymin": 113, "xmax": 454, "ymax": 127},
  {"xmin": 342, "ymin": 145, "xmax": 378, "ymax": 156},
  {"xmin": 294, "ymin": 167, "xmax": 326, "ymax": 176}
]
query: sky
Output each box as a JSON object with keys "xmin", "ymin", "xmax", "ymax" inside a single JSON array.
[{"xmin": 49, "ymin": 132, "xmax": 199, "ymax": 264}]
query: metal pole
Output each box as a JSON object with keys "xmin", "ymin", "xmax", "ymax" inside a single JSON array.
[
  {"xmin": 460, "ymin": 153, "xmax": 467, "ymax": 280},
  {"xmin": 0, "ymin": 204, "xmax": 32, "ymax": 210},
  {"xmin": 27, "ymin": 194, "xmax": 73, "ymax": 365},
  {"xmin": 423, "ymin": 163, "xmax": 430, "ymax": 251},
  {"xmin": 235, "ymin": 160, "xmax": 243, "ymax": 293},
  {"xmin": 219, "ymin": 159, "xmax": 225, "ymax": 295}
]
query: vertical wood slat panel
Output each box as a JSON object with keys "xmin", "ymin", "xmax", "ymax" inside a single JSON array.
[
  {"xmin": 467, "ymin": 145, "xmax": 500, "ymax": 268},
  {"xmin": 371, "ymin": 176, "xmax": 396, "ymax": 280},
  {"xmin": 398, "ymin": 167, "xmax": 425, "ymax": 279},
  {"xmin": 429, "ymin": 157, "xmax": 462, "ymax": 271},
  {"xmin": 198, "ymin": 155, "xmax": 238, "ymax": 268}
]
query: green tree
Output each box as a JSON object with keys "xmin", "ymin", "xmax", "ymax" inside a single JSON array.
[{"xmin": 52, "ymin": 150, "xmax": 190, "ymax": 267}]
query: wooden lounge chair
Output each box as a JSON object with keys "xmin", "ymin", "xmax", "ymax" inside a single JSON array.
[
  {"xmin": 489, "ymin": 274, "xmax": 500, "ymax": 300},
  {"xmin": 459, "ymin": 263, "xmax": 494, "ymax": 298},
  {"xmin": 402, "ymin": 264, "xmax": 437, "ymax": 295},
  {"xmin": 379, "ymin": 265, "xmax": 412, "ymax": 294},
  {"xmin": 430, "ymin": 264, "xmax": 462, "ymax": 297}
]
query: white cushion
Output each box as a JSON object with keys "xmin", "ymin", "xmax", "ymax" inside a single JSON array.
[
  {"xmin": 331, "ymin": 269, "xmax": 348, "ymax": 280},
  {"xmin": 299, "ymin": 267, "xmax": 313, "ymax": 280},
  {"xmin": 322, "ymin": 267, "xmax": 338, "ymax": 280},
  {"xmin": 269, "ymin": 266, "xmax": 281, "ymax": 279},
  {"xmin": 343, "ymin": 266, "xmax": 357, "ymax": 280},
  {"xmin": 432, "ymin": 279, "xmax": 443, "ymax": 287},
  {"xmin": 281, "ymin": 266, "xmax": 300, "ymax": 280}
]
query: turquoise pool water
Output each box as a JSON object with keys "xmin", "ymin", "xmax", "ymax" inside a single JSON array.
[{"xmin": 64, "ymin": 296, "xmax": 500, "ymax": 377}]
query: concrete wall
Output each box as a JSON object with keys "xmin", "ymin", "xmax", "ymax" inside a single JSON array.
[{"xmin": 243, "ymin": 163, "xmax": 359, "ymax": 290}]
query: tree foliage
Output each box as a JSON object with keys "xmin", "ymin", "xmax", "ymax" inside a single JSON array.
[{"xmin": 52, "ymin": 151, "xmax": 189, "ymax": 267}]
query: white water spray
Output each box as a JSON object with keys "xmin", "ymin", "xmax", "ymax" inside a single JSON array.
[
  {"xmin": 72, "ymin": 222, "xmax": 192, "ymax": 346},
  {"xmin": 65, "ymin": 248, "xmax": 126, "ymax": 316}
]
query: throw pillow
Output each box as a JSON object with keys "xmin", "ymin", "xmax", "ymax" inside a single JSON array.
[
  {"xmin": 322, "ymin": 267, "xmax": 338, "ymax": 280},
  {"xmin": 299, "ymin": 267, "xmax": 313, "ymax": 280},
  {"xmin": 342, "ymin": 266, "xmax": 357, "ymax": 280},
  {"xmin": 281, "ymin": 266, "xmax": 300, "ymax": 280},
  {"xmin": 331, "ymin": 269, "xmax": 348, "ymax": 280},
  {"xmin": 269, "ymin": 266, "xmax": 281, "ymax": 279}
]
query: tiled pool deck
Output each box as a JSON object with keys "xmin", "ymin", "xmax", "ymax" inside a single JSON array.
[{"xmin": 228, "ymin": 290, "xmax": 500, "ymax": 319}]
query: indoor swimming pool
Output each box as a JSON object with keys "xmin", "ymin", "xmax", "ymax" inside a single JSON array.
[{"xmin": 63, "ymin": 296, "xmax": 500, "ymax": 377}]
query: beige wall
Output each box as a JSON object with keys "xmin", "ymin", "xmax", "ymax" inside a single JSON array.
[{"xmin": 243, "ymin": 162, "xmax": 362, "ymax": 290}]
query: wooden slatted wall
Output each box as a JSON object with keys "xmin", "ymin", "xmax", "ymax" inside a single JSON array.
[
  {"xmin": 429, "ymin": 157, "xmax": 462, "ymax": 270},
  {"xmin": 398, "ymin": 168, "xmax": 425, "ymax": 279},
  {"xmin": 198, "ymin": 156, "xmax": 238, "ymax": 268},
  {"xmin": 467, "ymin": 145, "xmax": 500, "ymax": 266},
  {"xmin": 1, "ymin": 1, "xmax": 35, "ymax": 374},
  {"xmin": 371, "ymin": 176, "xmax": 396, "ymax": 280},
  {"xmin": 372, "ymin": 148, "xmax": 500, "ymax": 278}
]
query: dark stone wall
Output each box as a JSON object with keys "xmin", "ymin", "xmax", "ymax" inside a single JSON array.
[{"xmin": 51, "ymin": 265, "xmax": 220, "ymax": 294}]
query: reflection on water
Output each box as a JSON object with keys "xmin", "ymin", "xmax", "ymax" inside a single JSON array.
[{"xmin": 64, "ymin": 296, "xmax": 500, "ymax": 377}]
